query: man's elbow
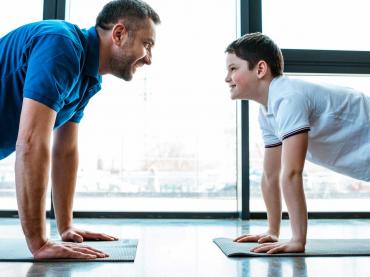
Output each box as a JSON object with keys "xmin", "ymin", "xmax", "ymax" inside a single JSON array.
[{"xmin": 16, "ymin": 136, "xmax": 49, "ymax": 158}]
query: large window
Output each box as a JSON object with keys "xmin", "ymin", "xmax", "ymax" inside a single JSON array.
[
  {"xmin": 262, "ymin": 0, "xmax": 370, "ymax": 51},
  {"xmin": 0, "ymin": 0, "xmax": 43, "ymax": 37},
  {"xmin": 249, "ymin": 1, "xmax": 370, "ymax": 214},
  {"xmin": 66, "ymin": 0, "xmax": 238, "ymax": 212},
  {"xmin": 0, "ymin": 0, "xmax": 44, "ymax": 210}
]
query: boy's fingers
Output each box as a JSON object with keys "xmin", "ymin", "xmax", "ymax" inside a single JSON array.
[
  {"xmin": 235, "ymin": 235, "xmax": 259, "ymax": 242},
  {"xmin": 258, "ymin": 235, "xmax": 278, "ymax": 243}
]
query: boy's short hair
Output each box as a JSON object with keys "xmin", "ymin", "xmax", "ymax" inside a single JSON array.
[
  {"xmin": 96, "ymin": 0, "xmax": 161, "ymax": 33},
  {"xmin": 226, "ymin": 32, "xmax": 284, "ymax": 77}
]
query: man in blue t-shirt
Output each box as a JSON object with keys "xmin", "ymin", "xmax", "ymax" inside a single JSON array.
[{"xmin": 0, "ymin": 0, "xmax": 160, "ymax": 259}]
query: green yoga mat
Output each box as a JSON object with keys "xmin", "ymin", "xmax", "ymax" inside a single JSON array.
[
  {"xmin": 0, "ymin": 239, "xmax": 137, "ymax": 262},
  {"xmin": 214, "ymin": 237, "xmax": 370, "ymax": 257}
]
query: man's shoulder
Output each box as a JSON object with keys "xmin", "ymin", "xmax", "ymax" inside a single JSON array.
[{"xmin": 26, "ymin": 20, "xmax": 83, "ymax": 42}]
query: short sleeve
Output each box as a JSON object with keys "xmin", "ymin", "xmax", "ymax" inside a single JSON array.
[
  {"xmin": 273, "ymin": 93, "xmax": 311, "ymax": 140},
  {"xmin": 258, "ymin": 107, "xmax": 282, "ymax": 148},
  {"xmin": 68, "ymin": 82, "xmax": 101, "ymax": 123},
  {"xmin": 23, "ymin": 35, "xmax": 83, "ymax": 112},
  {"xmin": 69, "ymin": 103, "xmax": 86, "ymax": 123}
]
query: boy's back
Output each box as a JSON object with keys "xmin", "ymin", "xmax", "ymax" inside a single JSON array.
[{"xmin": 259, "ymin": 76, "xmax": 370, "ymax": 181}]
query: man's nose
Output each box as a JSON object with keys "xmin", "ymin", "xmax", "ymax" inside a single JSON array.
[
  {"xmin": 145, "ymin": 55, "xmax": 152, "ymax": 65},
  {"xmin": 144, "ymin": 50, "xmax": 152, "ymax": 65}
]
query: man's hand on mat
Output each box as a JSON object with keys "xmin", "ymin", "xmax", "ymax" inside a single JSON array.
[
  {"xmin": 249, "ymin": 240, "xmax": 305, "ymax": 254},
  {"xmin": 32, "ymin": 240, "xmax": 109, "ymax": 259},
  {"xmin": 234, "ymin": 232, "xmax": 279, "ymax": 243},
  {"xmin": 61, "ymin": 227, "xmax": 119, "ymax": 243}
]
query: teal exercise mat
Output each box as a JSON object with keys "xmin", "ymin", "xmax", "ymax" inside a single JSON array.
[
  {"xmin": 0, "ymin": 239, "xmax": 137, "ymax": 262},
  {"xmin": 214, "ymin": 237, "xmax": 370, "ymax": 257}
]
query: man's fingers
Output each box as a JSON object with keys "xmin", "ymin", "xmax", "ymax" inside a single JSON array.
[
  {"xmin": 63, "ymin": 242, "xmax": 109, "ymax": 257},
  {"xmin": 67, "ymin": 249, "xmax": 97, "ymax": 259},
  {"xmin": 72, "ymin": 233, "xmax": 84, "ymax": 243},
  {"xmin": 62, "ymin": 232, "xmax": 83, "ymax": 242},
  {"xmin": 73, "ymin": 245, "xmax": 109, "ymax": 257},
  {"xmin": 72, "ymin": 247, "xmax": 108, "ymax": 258},
  {"xmin": 81, "ymin": 232, "xmax": 118, "ymax": 241}
]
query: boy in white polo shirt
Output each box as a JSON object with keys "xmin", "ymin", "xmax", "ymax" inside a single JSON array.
[{"xmin": 225, "ymin": 32, "xmax": 370, "ymax": 254}]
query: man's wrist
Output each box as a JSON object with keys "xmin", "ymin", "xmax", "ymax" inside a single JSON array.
[{"xmin": 27, "ymin": 236, "xmax": 48, "ymax": 254}]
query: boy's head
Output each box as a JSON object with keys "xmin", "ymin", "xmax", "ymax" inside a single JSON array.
[{"xmin": 225, "ymin": 32, "xmax": 284, "ymax": 77}]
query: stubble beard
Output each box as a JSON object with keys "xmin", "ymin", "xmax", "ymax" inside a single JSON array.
[{"xmin": 110, "ymin": 53, "xmax": 136, "ymax": 81}]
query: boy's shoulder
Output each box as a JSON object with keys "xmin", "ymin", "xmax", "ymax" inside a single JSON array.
[{"xmin": 267, "ymin": 76, "xmax": 310, "ymax": 114}]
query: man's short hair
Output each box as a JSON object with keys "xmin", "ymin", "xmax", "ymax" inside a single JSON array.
[
  {"xmin": 225, "ymin": 32, "xmax": 284, "ymax": 77},
  {"xmin": 96, "ymin": 0, "xmax": 161, "ymax": 33}
]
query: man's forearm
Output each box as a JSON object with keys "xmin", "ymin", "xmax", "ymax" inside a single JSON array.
[
  {"xmin": 51, "ymin": 149, "xmax": 78, "ymax": 235},
  {"xmin": 15, "ymin": 143, "xmax": 50, "ymax": 253},
  {"xmin": 281, "ymin": 172, "xmax": 307, "ymax": 244},
  {"xmin": 261, "ymin": 175, "xmax": 282, "ymax": 236}
]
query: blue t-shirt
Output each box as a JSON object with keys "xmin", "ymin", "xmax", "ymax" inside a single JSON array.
[{"xmin": 0, "ymin": 20, "xmax": 102, "ymax": 159}]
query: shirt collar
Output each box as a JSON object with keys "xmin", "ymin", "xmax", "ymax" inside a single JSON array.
[{"xmin": 82, "ymin": 27, "xmax": 102, "ymax": 82}]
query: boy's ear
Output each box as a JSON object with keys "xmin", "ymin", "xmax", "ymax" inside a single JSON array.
[
  {"xmin": 111, "ymin": 22, "xmax": 129, "ymax": 46},
  {"xmin": 256, "ymin": 60, "xmax": 268, "ymax": 79}
]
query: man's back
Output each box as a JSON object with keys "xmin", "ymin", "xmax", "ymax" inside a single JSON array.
[{"xmin": 0, "ymin": 20, "xmax": 100, "ymax": 159}]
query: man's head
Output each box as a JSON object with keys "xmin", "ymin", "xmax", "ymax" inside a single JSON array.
[
  {"xmin": 96, "ymin": 0, "xmax": 161, "ymax": 81},
  {"xmin": 224, "ymin": 33, "xmax": 283, "ymax": 100}
]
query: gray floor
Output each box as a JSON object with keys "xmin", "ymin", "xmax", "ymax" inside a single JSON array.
[{"xmin": 1, "ymin": 218, "xmax": 370, "ymax": 276}]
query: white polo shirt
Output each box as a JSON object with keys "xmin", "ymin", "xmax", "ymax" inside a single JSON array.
[{"xmin": 258, "ymin": 76, "xmax": 370, "ymax": 181}]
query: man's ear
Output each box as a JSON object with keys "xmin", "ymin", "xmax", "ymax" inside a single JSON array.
[
  {"xmin": 256, "ymin": 60, "xmax": 268, "ymax": 79},
  {"xmin": 111, "ymin": 22, "xmax": 129, "ymax": 46}
]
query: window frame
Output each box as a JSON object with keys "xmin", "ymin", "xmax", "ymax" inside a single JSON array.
[
  {"xmin": 244, "ymin": 0, "xmax": 370, "ymax": 219},
  {"xmin": 1, "ymin": 0, "xmax": 370, "ymax": 219}
]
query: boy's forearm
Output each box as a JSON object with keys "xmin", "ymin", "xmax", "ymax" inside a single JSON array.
[
  {"xmin": 261, "ymin": 175, "xmax": 282, "ymax": 236},
  {"xmin": 281, "ymin": 172, "xmax": 307, "ymax": 244}
]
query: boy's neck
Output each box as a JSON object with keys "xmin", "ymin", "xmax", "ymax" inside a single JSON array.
[{"xmin": 253, "ymin": 77, "xmax": 273, "ymax": 109}]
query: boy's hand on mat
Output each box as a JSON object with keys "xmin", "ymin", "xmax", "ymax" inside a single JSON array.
[
  {"xmin": 234, "ymin": 232, "xmax": 279, "ymax": 244},
  {"xmin": 32, "ymin": 240, "xmax": 109, "ymax": 259},
  {"xmin": 249, "ymin": 240, "xmax": 305, "ymax": 254},
  {"xmin": 61, "ymin": 227, "xmax": 119, "ymax": 243}
]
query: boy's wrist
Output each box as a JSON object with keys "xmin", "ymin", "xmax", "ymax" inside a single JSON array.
[
  {"xmin": 291, "ymin": 237, "xmax": 306, "ymax": 245},
  {"xmin": 267, "ymin": 229, "xmax": 279, "ymax": 237}
]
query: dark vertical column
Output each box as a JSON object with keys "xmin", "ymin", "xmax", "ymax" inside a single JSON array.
[
  {"xmin": 43, "ymin": 0, "xmax": 66, "ymax": 219},
  {"xmin": 239, "ymin": 0, "xmax": 262, "ymax": 220},
  {"xmin": 43, "ymin": 0, "xmax": 66, "ymax": 20}
]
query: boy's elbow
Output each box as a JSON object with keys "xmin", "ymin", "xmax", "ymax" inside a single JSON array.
[{"xmin": 281, "ymin": 169, "xmax": 303, "ymax": 183}]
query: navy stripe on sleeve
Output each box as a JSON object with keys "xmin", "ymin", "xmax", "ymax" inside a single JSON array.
[
  {"xmin": 265, "ymin": 142, "xmax": 282, "ymax": 148},
  {"xmin": 282, "ymin": 127, "xmax": 310, "ymax": 141}
]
